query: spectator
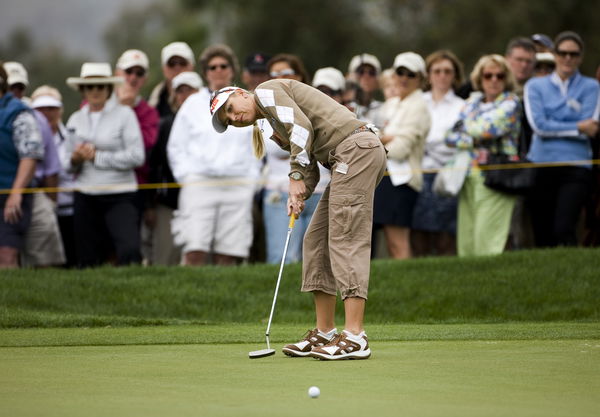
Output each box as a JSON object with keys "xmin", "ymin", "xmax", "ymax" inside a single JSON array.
[
  {"xmin": 168, "ymin": 44, "xmax": 260, "ymax": 266},
  {"xmin": 0, "ymin": 62, "xmax": 44, "ymax": 268},
  {"xmin": 374, "ymin": 52, "xmax": 431, "ymax": 259},
  {"xmin": 148, "ymin": 42, "xmax": 195, "ymax": 118},
  {"xmin": 346, "ymin": 53, "xmax": 382, "ymax": 123},
  {"xmin": 64, "ymin": 62, "xmax": 144, "ymax": 267},
  {"xmin": 261, "ymin": 54, "xmax": 330, "ymax": 264},
  {"xmin": 412, "ymin": 50, "xmax": 465, "ymax": 257},
  {"xmin": 242, "ymin": 52, "xmax": 271, "ymax": 91},
  {"xmin": 114, "ymin": 49, "xmax": 159, "ymax": 263},
  {"xmin": 31, "ymin": 85, "xmax": 77, "ymax": 267},
  {"xmin": 3, "ymin": 62, "xmax": 30, "ymax": 103},
  {"xmin": 525, "ymin": 31, "xmax": 600, "ymax": 247},
  {"xmin": 446, "ymin": 54, "xmax": 521, "ymax": 257},
  {"xmin": 531, "ymin": 33, "xmax": 554, "ymax": 52},
  {"xmin": 457, "ymin": 37, "xmax": 536, "ymax": 99},
  {"xmin": 147, "ymin": 71, "xmax": 202, "ymax": 265},
  {"xmin": 3, "ymin": 62, "xmax": 65, "ymax": 268},
  {"xmin": 312, "ymin": 67, "xmax": 346, "ymax": 103},
  {"xmin": 533, "ymin": 52, "xmax": 555, "ymax": 77},
  {"xmin": 267, "ymin": 53, "xmax": 311, "ymax": 83}
]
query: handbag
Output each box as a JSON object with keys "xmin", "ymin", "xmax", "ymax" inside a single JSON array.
[
  {"xmin": 433, "ymin": 150, "xmax": 471, "ymax": 197},
  {"xmin": 482, "ymin": 139, "xmax": 536, "ymax": 195}
]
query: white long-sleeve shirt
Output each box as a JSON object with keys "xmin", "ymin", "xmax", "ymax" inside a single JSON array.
[
  {"xmin": 167, "ymin": 88, "xmax": 260, "ymax": 182},
  {"xmin": 65, "ymin": 95, "xmax": 144, "ymax": 195},
  {"xmin": 422, "ymin": 90, "xmax": 464, "ymax": 170}
]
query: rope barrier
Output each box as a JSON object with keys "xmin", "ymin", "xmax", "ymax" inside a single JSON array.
[{"xmin": 1, "ymin": 159, "xmax": 599, "ymax": 195}]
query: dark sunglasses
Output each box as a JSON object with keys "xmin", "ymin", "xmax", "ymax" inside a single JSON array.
[
  {"xmin": 82, "ymin": 84, "xmax": 108, "ymax": 91},
  {"xmin": 356, "ymin": 67, "xmax": 376, "ymax": 77},
  {"xmin": 167, "ymin": 58, "xmax": 189, "ymax": 68},
  {"xmin": 208, "ymin": 64, "xmax": 230, "ymax": 71},
  {"xmin": 125, "ymin": 67, "xmax": 146, "ymax": 77},
  {"xmin": 317, "ymin": 86, "xmax": 341, "ymax": 97},
  {"xmin": 10, "ymin": 83, "xmax": 26, "ymax": 91},
  {"xmin": 482, "ymin": 72, "xmax": 506, "ymax": 81},
  {"xmin": 555, "ymin": 50, "xmax": 581, "ymax": 58},
  {"xmin": 396, "ymin": 68, "xmax": 417, "ymax": 78}
]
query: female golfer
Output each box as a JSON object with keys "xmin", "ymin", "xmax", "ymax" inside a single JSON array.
[{"xmin": 210, "ymin": 79, "xmax": 386, "ymax": 360}]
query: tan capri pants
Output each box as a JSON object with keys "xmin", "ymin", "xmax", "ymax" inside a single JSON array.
[{"xmin": 301, "ymin": 131, "xmax": 386, "ymax": 300}]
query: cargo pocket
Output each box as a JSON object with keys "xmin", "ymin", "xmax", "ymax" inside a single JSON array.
[
  {"xmin": 330, "ymin": 193, "xmax": 368, "ymax": 241},
  {"xmin": 354, "ymin": 137, "xmax": 380, "ymax": 149}
]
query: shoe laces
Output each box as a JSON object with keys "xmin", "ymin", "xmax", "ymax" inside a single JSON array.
[{"xmin": 324, "ymin": 332, "xmax": 344, "ymax": 347}]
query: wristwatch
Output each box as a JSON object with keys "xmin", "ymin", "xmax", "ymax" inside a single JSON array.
[{"xmin": 288, "ymin": 171, "xmax": 304, "ymax": 181}]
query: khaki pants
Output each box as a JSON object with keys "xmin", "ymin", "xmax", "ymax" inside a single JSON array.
[{"xmin": 301, "ymin": 131, "xmax": 386, "ymax": 300}]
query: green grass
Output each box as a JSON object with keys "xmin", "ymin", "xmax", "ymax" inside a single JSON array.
[
  {"xmin": 1, "ymin": 333, "xmax": 598, "ymax": 417},
  {"xmin": 1, "ymin": 247, "xmax": 599, "ymax": 328}
]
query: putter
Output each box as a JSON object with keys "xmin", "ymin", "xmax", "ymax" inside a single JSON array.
[{"xmin": 249, "ymin": 215, "xmax": 296, "ymax": 359}]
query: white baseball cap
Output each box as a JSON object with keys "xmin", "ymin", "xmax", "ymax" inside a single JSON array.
[
  {"xmin": 172, "ymin": 71, "xmax": 203, "ymax": 90},
  {"xmin": 536, "ymin": 52, "xmax": 555, "ymax": 63},
  {"xmin": 3, "ymin": 61, "xmax": 29, "ymax": 87},
  {"xmin": 210, "ymin": 86, "xmax": 243, "ymax": 133},
  {"xmin": 161, "ymin": 42, "xmax": 194, "ymax": 66},
  {"xmin": 393, "ymin": 52, "xmax": 426, "ymax": 76},
  {"xmin": 116, "ymin": 49, "xmax": 149, "ymax": 71},
  {"xmin": 312, "ymin": 67, "xmax": 345, "ymax": 92},
  {"xmin": 348, "ymin": 54, "xmax": 381, "ymax": 75}
]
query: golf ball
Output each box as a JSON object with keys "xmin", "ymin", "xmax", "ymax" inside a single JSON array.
[{"xmin": 308, "ymin": 386, "xmax": 320, "ymax": 398}]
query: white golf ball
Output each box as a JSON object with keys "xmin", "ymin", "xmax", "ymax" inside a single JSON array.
[{"xmin": 308, "ymin": 386, "xmax": 320, "ymax": 398}]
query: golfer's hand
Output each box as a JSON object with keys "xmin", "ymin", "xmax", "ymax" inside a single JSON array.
[
  {"xmin": 287, "ymin": 179, "xmax": 306, "ymax": 218},
  {"xmin": 3, "ymin": 193, "xmax": 23, "ymax": 224}
]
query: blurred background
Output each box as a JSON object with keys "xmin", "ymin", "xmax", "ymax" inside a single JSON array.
[{"xmin": 1, "ymin": 0, "xmax": 598, "ymax": 113}]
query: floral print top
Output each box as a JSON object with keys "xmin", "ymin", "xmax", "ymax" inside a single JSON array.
[{"xmin": 445, "ymin": 91, "xmax": 521, "ymax": 165}]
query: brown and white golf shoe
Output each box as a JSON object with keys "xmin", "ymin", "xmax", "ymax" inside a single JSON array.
[
  {"xmin": 309, "ymin": 330, "xmax": 371, "ymax": 360},
  {"xmin": 282, "ymin": 328, "xmax": 337, "ymax": 357}
]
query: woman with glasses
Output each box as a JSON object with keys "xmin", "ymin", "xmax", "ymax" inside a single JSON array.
[
  {"xmin": 373, "ymin": 52, "xmax": 431, "ymax": 259},
  {"xmin": 64, "ymin": 62, "xmax": 144, "ymax": 267},
  {"xmin": 168, "ymin": 44, "xmax": 260, "ymax": 266},
  {"xmin": 346, "ymin": 54, "xmax": 383, "ymax": 124},
  {"xmin": 412, "ymin": 50, "xmax": 465, "ymax": 257},
  {"xmin": 525, "ymin": 31, "xmax": 600, "ymax": 247},
  {"xmin": 446, "ymin": 54, "xmax": 521, "ymax": 256},
  {"xmin": 261, "ymin": 54, "xmax": 329, "ymax": 264}
]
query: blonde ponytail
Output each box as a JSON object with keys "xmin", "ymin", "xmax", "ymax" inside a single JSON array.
[{"xmin": 252, "ymin": 122, "xmax": 265, "ymax": 159}]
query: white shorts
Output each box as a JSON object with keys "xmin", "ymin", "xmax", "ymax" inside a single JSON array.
[{"xmin": 172, "ymin": 175, "xmax": 255, "ymax": 258}]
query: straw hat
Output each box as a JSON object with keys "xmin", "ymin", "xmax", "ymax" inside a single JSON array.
[{"xmin": 66, "ymin": 62, "xmax": 124, "ymax": 90}]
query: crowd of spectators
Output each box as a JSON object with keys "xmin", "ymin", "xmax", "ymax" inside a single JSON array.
[{"xmin": 1, "ymin": 30, "xmax": 599, "ymax": 268}]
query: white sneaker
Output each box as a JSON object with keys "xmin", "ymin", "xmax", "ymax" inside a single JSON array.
[
  {"xmin": 309, "ymin": 330, "xmax": 371, "ymax": 360},
  {"xmin": 282, "ymin": 328, "xmax": 337, "ymax": 357}
]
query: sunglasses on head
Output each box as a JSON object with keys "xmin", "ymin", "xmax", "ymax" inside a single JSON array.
[
  {"xmin": 167, "ymin": 58, "xmax": 189, "ymax": 68},
  {"xmin": 270, "ymin": 68, "xmax": 296, "ymax": 78},
  {"xmin": 82, "ymin": 84, "xmax": 108, "ymax": 91},
  {"xmin": 208, "ymin": 63, "xmax": 230, "ymax": 71},
  {"xmin": 555, "ymin": 50, "xmax": 581, "ymax": 58},
  {"xmin": 125, "ymin": 67, "xmax": 146, "ymax": 77},
  {"xmin": 396, "ymin": 68, "xmax": 417, "ymax": 78},
  {"xmin": 356, "ymin": 67, "xmax": 376, "ymax": 77}
]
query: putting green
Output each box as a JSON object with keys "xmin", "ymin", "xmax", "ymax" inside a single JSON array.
[{"xmin": 1, "ymin": 339, "xmax": 598, "ymax": 417}]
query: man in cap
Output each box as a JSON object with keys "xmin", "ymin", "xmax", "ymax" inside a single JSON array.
[
  {"xmin": 115, "ymin": 49, "xmax": 160, "ymax": 264},
  {"xmin": 148, "ymin": 41, "xmax": 195, "ymax": 118},
  {"xmin": 242, "ymin": 52, "xmax": 271, "ymax": 91},
  {"xmin": 0, "ymin": 62, "xmax": 44, "ymax": 268},
  {"xmin": 3, "ymin": 62, "xmax": 30, "ymax": 102},
  {"xmin": 147, "ymin": 71, "xmax": 202, "ymax": 265}
]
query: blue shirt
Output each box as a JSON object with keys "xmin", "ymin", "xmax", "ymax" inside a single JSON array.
[{"xmin": 525, "ymin": 71, "xmax": 600, "ymax": 168}]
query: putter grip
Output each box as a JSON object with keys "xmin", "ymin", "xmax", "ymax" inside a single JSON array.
[{"xmin": 288, "ymin": 215, "xmax": 296, "ymax": 229}]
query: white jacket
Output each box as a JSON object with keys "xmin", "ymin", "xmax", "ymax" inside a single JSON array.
[
  {"xmin": 167, "ymin": 88, "xmax": 260, "ymax": 182},
  {"xmin": 65, "ymin": 95, "xmax": 144, "ymax": 195}
]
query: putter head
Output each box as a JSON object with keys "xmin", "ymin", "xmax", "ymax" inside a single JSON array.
[{"xmin": 249, "ymin": 348, "xmax": 276, "ymax": 359}]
